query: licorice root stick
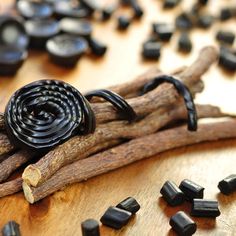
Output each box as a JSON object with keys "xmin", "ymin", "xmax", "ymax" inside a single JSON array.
[
  {"xmin": 0, "ymin": 113, "xmax": 4, "ymax": 131},
  {"xmin": 23, "ymin": 119, "xmax": 236, "ymax": 203},
  {"xmin": 0, "ymin": 177, "xmax": 22, "ymax": 198},
  {"xmin": 0, "ymin": 133, "xmax": 14, "ymax": 156}
]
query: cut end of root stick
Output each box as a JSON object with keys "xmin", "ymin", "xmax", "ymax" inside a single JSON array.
[
  {"xmin": 22, "ymin": 182, "xmax": 34, "ymax": 204},
  {"xmin": 22, "ymin": 165, "xmax": 41, "ymax": 187}
]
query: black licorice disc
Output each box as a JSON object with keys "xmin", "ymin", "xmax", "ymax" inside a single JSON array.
[
  {"xmin": 46, "ymin": 34, "xmax": 88, "ymax": 67},
  {"xmin": 25, "ymin": 19, "xmax": 60, "ymax": 49},
  {"xmin": 0, "ymin": 46, "xmax": 27, "ymax": 76},
  {"xmin": 0, "ymin": 16, "xmax": 29, "ymax": 49},
  {"xmin": 5, "ymin": 80, "xmax": 95, "ymax": 152},
  {"xmin": 60, "ymin": 18, "xmax": 92, "ymax": 38},
  {"xmin": 17, "ymin": 0, "xmax": 53, "ymax": 19}
]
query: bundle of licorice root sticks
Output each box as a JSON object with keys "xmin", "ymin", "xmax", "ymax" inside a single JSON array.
[{"xmin": 0, "ymin": 46, "xmax": 235, "ymax": 204}]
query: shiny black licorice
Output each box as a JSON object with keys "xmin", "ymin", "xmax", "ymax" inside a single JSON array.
[
  {"xmin": 163, "ymin": 0, "xmax": 181, "ymax": 9},
  {"xmin": 81, "ymin": 219, "xmax": 100, "ymax": 236},
  {"xmin": 197, "ymin": 14, "xmax": 214, "ymax": 29},
  {"xmin": 218, "ymin": 174, "xmax": 236, "ymax": 195},
  {"xmin": 116, "ymin": 197, "xmax": 140, "ymax": 214},
  {"xmin": 179, "ymin": 179, "xmax": 204, "ymax": 201},
  {"xmin": 175, "ymin": 12, "xmax": 193, "ymax": 30},
  {"xmin": 160, "ymin": 181, "xmax": 185, "ymax": 206},
  {"xmin": 0, "ymin": 16, "xmax": 29, "ymax": 49},
  {"xmin": 178, "ymin": 32, "xmax": 192, "ymax": 53},
  {"xmin": 46, "ymin": 34, "xmax": 88, "ymax": 67},
  {"xmin": 219, "ymin": 47, "xmax": 236, "ymax": 71},
  {"xmin": 87, "ymin": 38, "xmax": 107, "ymax": 56},
  {"xmin": 216, "ymin": 31, "xmax": 235, "ymax": 45},
  {"xmin": 220, "ymin": 8, "xmax": 234, "ymax": 21},
  {"xmin": 152, "ymin": 23, "xmax": 174, "ymax": 41},
  {"xmin": 101, "ymin": 6, "xmax": 115, "ymax": 21},
  {"xmin": 80, "ymin": 0, "xmax": 100, "ymax": 13},
  {"xmin": 25, "ymin": 19, "xmax": 60, "ymax": 49},
  {"xmin": 120, "ymin": 0, "xmax": 143, "ymax": 18},
  {"xmin": 141, "ymin": 75, "xmax": 197, "ymax": 131},
  {"xmin": 0, "ymin": 46, "xmax": 27, "ymax": 76},
  {"xmin": 142, "ymin": 42, "xmax": 161, "ymax": 60},
  {"xmin": 5, "ymin": 80, "xmax": 95, "ymax": 152},
  {"xmin": 85, "ymin": 89, "xmax": 137, "ymax": 122},
  {"xmin": 2, "ymin": 221, "xmax": 21, "ymax": 236},
  {"xmin": 17, "ymin": 0, "xmax": 53, "ymax": 19},
  {"xmin": 100, "ymin": 206, "xmax": 132, "ymax": 229},
  {"xmin": 191, "ymin": 199, "xmax": 221, "ymax": 218},
  {"xmin": 117, "ymin": 16, "xmax": 131, "ymax": 30},
  {"xmin": 170, "ymin": 211, "xmax": 197, "ymax": 236}
]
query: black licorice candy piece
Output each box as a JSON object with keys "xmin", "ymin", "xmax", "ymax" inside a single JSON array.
[
  {"xmin": 220, "ymin": 8, "xmax": 233, "ymax": 21},
  {"xmin": 46, "ymin": 34, "xmax": 88, "ymax": 67},
  {"xmin": 80, "ymin": 0, "xmax": 100, "ymax": 13},
  {"xmin": 163, "ymin": 0, "xmax": 181, "ymax": 9},
  {"xmin": 160, "ymin": 181, "xmax": 185, "ymax": 206},
  {"xmin": 197, "ymin": 14, "xmax": 214, "ymax": 29},
  {"xmin": 216, "ymin": 31, "xmax": 235, "ymax": 45},
  {"xmin": 170, "ymin": 211, "xmax": 197, "ymax": 236},
  {"xmin": 219, "ymin": 47, "xmax": 236, "ymax": 71},
  {"xmin": 2, "ymin": 221, "xmax": 21, "ymax": 236},
  {"xmin": 100, "ymin": 206, "xmax": 132, "ymax": 229},
  {"xmin": 175, "ymin": 13, "xmax": 193, "ymax": 30},
  {"xmin": 178, "ymin": 32, "xmax": 192, "ymax": 53},
  {"xmin": 116, "ymin": 197, "xmax": 140, "ymax": 214},
  {"xmin": 17, "ymin": 0, "xmax": 53, "ymax": 19},
  {"xmin": 191, "ymin": 199, "xmax": 221, "ymax": 218},
  {"xmin": 88, "ymin": 38, "xmax": 107, "ymax": 56},
  {"xmin": 179, "ymin": 179, "xmax": 204, "ymax": 201},
  {"xmin": 117, "ymin": 16, "xmax": 131, "ymax": 30},
  {"xmin": 142, "ymin": 42, "xmax": 161, "ymax": 60},
  {"xmin": 0, "ymin": 46, "xmax": 27, "ymax": 76},
  {"xmin": 81, "ymin": 219, "xmax": 100, "ymax": 236},
  {"xmin": 218, "ymin": 174, "xmax": 236, "ymax": 195},
  {"xmin": 101, "ymin": 6, "xmax": 115, "ymax": 21},
  {"xmin": 152, "ymin": 23, "xmax": 174, "ymax": 41},
  {"xmin": 0, "ymin": 16, "xmax": 29, "ymax": 50},
  {"xmin": 25, "ymin": 19, "xmax": 59, "ymax": 49}
]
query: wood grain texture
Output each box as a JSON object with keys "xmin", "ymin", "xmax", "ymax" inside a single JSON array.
[{"xmin": 0, "ymin": 0, "xmax": 236, "ymax": 236}]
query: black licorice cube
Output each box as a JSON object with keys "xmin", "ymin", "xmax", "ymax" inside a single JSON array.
[
  {"xmin": 218, "ymin": 174, "xmax": 236, "ymax": 195},
  {"xmin": 216, "ymin": 31, "xmax": 235, "ymax": 45},
  {"xmin": 163, "ymin": 0, "xmax": 181, "ymax": 9},
  {"xmin": 219, "ymin": 47, "xmax": 236, "ymax": 71},
  {"xmin": 142, "ymin": 42, "xmax": 161, "ymax": 60},
  {"xmin": 191, "ymin": 199, "xmax": 221, "ymax": 218},
  {"xmin": 152, "ymin": 23, "xmax": 174, "ymax": 41},
  {"xmin": 88, "ymin": 38, "xmax": 107, "ymax": 56},
  {"xmin": 160, "ymin": 181, "xmax": 185, "ymax": 206},
  {"xmin": 170, "ymin": 211, "xmax": 197, "ymax": 236},
  {"xmin": 117, "ymin": 16, "xmax": 131, "ymax": 30},
  {"xmin": 220, "ymin": 8, "xmax": 233, "ymax": 21},
  {"xmin": 116, "ymin": 197, "xmax": 140, "ymax": 214},
  {"xmin": 175, "ymin": 13, "xmax": 193, "ymax": 30},
  {"xmin": 101, "ymin": 6, "xmax": 115, "ymax": 21},
  {"xmin": 178, "ymin": 33, "xmax": 192, "ymax": 53},
  {"xmin": 179, "ymin": 179, "xmax": 204, "ymax": 201},
  {"xmin": 100, "ymin": 206, "xmax": 132, "ymax": 229},
  {"xmin": 81, "ymin": 219, "xmax": 100, "ymax": 236},
  {"xmin": 197, "ymin": 14, "xmax": 214, "ymax": 29},
  {"xmin": 2, "ymin": 221, "xmax": 21, "ymax": 236}
]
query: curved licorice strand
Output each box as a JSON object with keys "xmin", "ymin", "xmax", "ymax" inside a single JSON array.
[
  {"xmin": 141, "ymin": 75, "xmax": 197, "ymax": 131},
  {"xmin": 85, "ymin": 89, "xmax": 137, "ymax": 122}
]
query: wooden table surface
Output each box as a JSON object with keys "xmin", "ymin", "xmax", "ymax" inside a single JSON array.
[{"xmin": 0, "ymin": 0, "xmax": 236, "ymax": 235}]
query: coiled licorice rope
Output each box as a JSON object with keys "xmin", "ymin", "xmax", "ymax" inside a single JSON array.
[
  {"xmin": 4, "ymin": 80, "xmax": 96, "ymax": 152},
  {"xmin": 141, "ymin": 75, "xmax": 198, "ymax": 131},
  {"xmin": 85, "ymin": 89, "xmax": 137, "ymax": 122}
]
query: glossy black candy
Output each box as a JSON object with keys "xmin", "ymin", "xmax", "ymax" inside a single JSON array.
[
  {"xmin": 218, "ymin": 174, "xmax": 236, "ymax": 195},
  {"xmin": 5, "ymin": 80, "xmax": 95, "ymax": 152},
  {"xmin": 117, "ymin": 16, "xmax": 131, "ymax": 30},
  {"xmin": 17, "ymin": 0, "xmax": 53, "ymax": 19},
  {"xmin": 179, "ymin": 179, "xmax": 204, "ymax": 201},
  {"xmin": 85, "ymin": 89, "xmax": 137, "ymax": 122},
  {"xmin": 191, "ymin": 199, "xmax": 221, "ymax": 218},
  {"xmin": 116, "ymin": 197, "xmax": 140, "ymax": 214},
  {"xmin": 0, "ymin": 16, "xmax": 29, "ymax": 49},
  {"xmin": 197, "ymin": 14, "xmax": 214, "ymax": 29},
  {"xmin": 0, "ymin": 46, "xmax": 27, "ymax": 76},
  {"xmin": 220, "ymin": 8, "xmax": 233, "ymax": 21},
  {"xmin": 141, "ymin": 76, "xmax": 197, "ymax": 131},
  {"xmin": 25, "ymin": 19, "xmax": 60, "ymax": 49},
  {"xmin": 81, "ymin": 219, "xmax": 100, "ymax": 236},
  {"xmin": 120, "ymin": 0, "xmax": 143, "ymax": 18},
  {"xmin": 142, "ymin": 42, "xmax": 161, "ymax": 60},
  {"xmin": 2, "ymin": 221, "xmax": 21, "ymax": 236},
  {"xmin": 163, "ymin": 0, "xmax": 181, "ymax": 9},
  {"xmin": 100, "ymin": 206, "xmax": 132, "ymax": 229},
  {"xmin": 88, "ymin": 38, "xmax": 107, "ymax": 56},
  {"xmin": 152, "ymin": 23, "xmax": 174, "ymax": 41},
  {"xmin": 160, "ymin": 181, "xmax": 185, "ymax": 206},
  {"xmin": 216, "ymin": 30, "xmax": 235, "ymax": 45},
  {"xmin": 46, "ymin": 34, "xmax": 88, "ymax": 67},
  {"xmin": 178, "ymin": 32, "xmax": 192, "ymax": 53},
  {"xmin": 175, "ymin": 12, "xmax": 193, "ymax": 30},
  {"xmin": 219, "ymin": 47, "xmax": 236, "ymax": 71},
  {"xmin": 80, "ymin": 0, "xmax": 100, "ymax": 13},
  {"xmin": 101, "ymin": 6, "xmax": 115, "ymax": 21},
  {"xmin": 170, "ymin": 211, "xmax": 197, "ymax": 236}
]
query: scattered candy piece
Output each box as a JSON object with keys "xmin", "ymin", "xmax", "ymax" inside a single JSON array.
[
  {"xmin": 218, "ymin": 174, "xmax": 236, "ymax": 195},
  {"xmin": 88, "ymin": 38, "xmax": 107, "ymax": 56},
  {"xmin": 175, "ymin": 12, "xmax": 193, "ymax": 30},
  {"xmin": 117, "ymin": 16, "xmax": 131, "ymax": 30},
  {"xmin": 116, "ymin": 197, "xmax": 140, "ymax": 214},
  {"xmin": 163, "ymin": 0, "xmax": 181, "ymax": 9},
  {"xmin": 152, "ymin": 23, "xmax": 174, "ymax": 41},
  {"xmin": 142, "ymin": 41, "xmax": 161, "ymax": 60},
  {"xmin": 2, "ymin": 221, "xmax": 21, "ymax": 236},
  {"xmin": 178, "ymin": 32, "xmax": 192, "ymax": 53},
  {"xmin": 81, "ymin": 219, "xmax": 100, "ymax": 236},
  {"xmin": 216, "ymin": 30, "xmax": 235, "ymax": 45}
]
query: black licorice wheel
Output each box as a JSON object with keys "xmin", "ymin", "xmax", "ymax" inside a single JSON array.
[
  {"xmin": 0, "ymin": 46, "xmax": 27, "ymax": 76},
  {"xmin": 25, "ymin": 19, "xmax": 60, "ymax": 49},
  {"xmin": 46, "ymin": 34, "xmax": 88, "ymax": 67},
  {"xmin": 17, "ymin": 0, "xmax": 53, "ymax": 19},
  {"xmin": 4, "ymin": 80, "xmax": 96, "ymax": 152},
  {"xmin": 0, "ymin": 16, "xmax": 29, "ymax": 49}
]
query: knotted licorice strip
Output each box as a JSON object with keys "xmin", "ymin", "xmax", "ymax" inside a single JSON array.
[
  {"xmin": 85, "ymin": 89, "xmax": 137, "ymax": 122},
  {"xmin": 141, "ymin": 75, "xmax": 197, "ymax": 131},
  {"xmin": 5, "ymin": 80, "xmax": 96, "ymax": 152}
]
